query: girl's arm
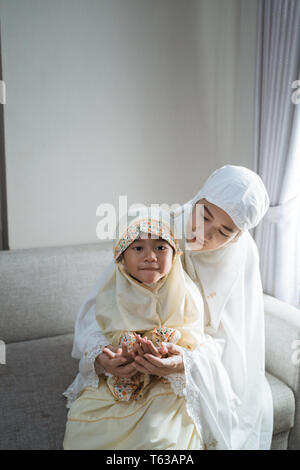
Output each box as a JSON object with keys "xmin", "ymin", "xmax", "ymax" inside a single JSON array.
[{"xmin": 96, "ymin": 346, "xmax": 137, "ymax": 378}]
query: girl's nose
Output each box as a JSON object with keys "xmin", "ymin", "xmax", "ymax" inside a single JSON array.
[{"xmin": 144, "ymin": 249, "xmax": 157, "ymax": 262}]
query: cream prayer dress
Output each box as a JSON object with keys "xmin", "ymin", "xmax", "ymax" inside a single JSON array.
[{"xmin": 63, "ymin": 208, "xmax": 206, "ymax": 450}]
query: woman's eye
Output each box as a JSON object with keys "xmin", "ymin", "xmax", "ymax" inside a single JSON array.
[{"xmin": 219, "ymin": 231, "xmax": 230, "ymax": 238}]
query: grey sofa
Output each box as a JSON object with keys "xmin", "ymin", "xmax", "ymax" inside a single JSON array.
[{"xmin": 0, "ymin": 242, "xmax": 299, "ymax": 450}]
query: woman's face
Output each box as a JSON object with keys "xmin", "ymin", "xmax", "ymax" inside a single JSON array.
[
  {"xmin": 186, "ymin": 198, "xmax": 241, "ymax": 251},
  {"xmin": 121, "ymin": 233, "xmax": 174, "ymax": 284}
]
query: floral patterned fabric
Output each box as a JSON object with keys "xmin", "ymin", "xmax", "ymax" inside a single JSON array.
[{"xmin": 113, "ymin": 218, "xmax": 181, "ymax": 261}]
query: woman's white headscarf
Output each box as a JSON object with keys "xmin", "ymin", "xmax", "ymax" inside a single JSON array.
[
  {"xmin": 172, "ymin": 165, "xmax": 273, "ymax": 450},
  {"xmin": 189, "ymin": 164, "xmax": 270, "ymax": 231}
]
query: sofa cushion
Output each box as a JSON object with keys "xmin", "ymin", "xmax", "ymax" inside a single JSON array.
[
  {"xmin": 270, "ymin": 430, "xmax": 290, "ymax": 450},
  {"xmin": 0, "ymin": 334, "xmax": 78, "ymax": 450},
  {"xmin": 0, "ymin": 242, "xmax": 113, "ymax": 343},
  {"xmin": 266, "ymin": 372, "xmax": 295, "ymax": 435}
]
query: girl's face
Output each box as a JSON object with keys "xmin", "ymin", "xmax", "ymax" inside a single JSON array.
[
  {"xmin": 121, "ymin": 233, "xmax": 174, "ymax": 284},
  {"xmin": 186, "ymin": 198, "xmax": 241, "ymax": 251}
]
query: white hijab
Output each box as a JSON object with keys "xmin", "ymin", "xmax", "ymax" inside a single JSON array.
[{"xmin": 173, "ymin": 165, "xmax": 273, "ymax": 449}]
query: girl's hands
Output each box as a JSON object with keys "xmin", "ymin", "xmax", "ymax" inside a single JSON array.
[
  {"xmin": 132, "ymin": 343, "xmax": 184, "ymax": 377},
  {"xmin": 95, "ymin": 345, "xmax": 137, "ymax": 378}
]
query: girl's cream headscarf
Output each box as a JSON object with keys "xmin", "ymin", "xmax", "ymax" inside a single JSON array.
[{"xmin": 95, "ymin": 206, "xmax": 205, "ymax": 350}]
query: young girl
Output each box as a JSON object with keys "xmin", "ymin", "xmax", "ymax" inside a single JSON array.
[{"xmin": 63, "ymin": 207, "xmax": 226, "ymax": 450}]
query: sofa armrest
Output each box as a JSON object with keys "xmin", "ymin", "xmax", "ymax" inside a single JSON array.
[{"xmin": 264, "ymin": 293, "xmax": 300, "ymax": 449}]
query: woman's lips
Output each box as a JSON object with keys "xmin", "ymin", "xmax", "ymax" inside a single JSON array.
[{"xmin": 187, "ymin": 236, "xmax": 205, "ymax": 245}]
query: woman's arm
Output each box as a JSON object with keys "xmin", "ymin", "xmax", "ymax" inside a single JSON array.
[
  {"xmin": 72, "ymin": 260, "xmax": 116, "ymax": 360},
  {"xmin": 71, "ymin": 259, "xmax": 140, "ymax": 378}
]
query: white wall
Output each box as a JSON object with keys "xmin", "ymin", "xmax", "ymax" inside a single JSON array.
[
  {"xmin": 193, "ymin": 0, "xmax": 258, "ymax": 172},
  {"xmin": 0, "ymin": 0, "xmax": 257, "ymax": 249}
]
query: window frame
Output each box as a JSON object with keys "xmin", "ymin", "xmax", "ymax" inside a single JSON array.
[{"xmin": 0, "ymin": 23, "xmax": 9, "ymax": 250}]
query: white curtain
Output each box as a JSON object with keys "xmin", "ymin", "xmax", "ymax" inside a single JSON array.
[{"xmin": 253, "ymin": 0, "xmax": 300, "ymax": 307}]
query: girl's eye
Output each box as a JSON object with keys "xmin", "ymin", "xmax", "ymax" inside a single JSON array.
[
  {"xmin": 133, "ymin": 246, "xmax": 143, "ymax": 251},
  {"xmin": 156, "ymin": 245, "xmax": 166, "ymax": 251},
  {"xmin": 204, "ymin": 217, "xmax": 209, "ymax": 221}
]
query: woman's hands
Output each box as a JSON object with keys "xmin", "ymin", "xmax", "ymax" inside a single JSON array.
[
  {"xmin": 133, "ymin": 342, "xmax": 184, "ymax": 377},
  {"xmin": 95, "ymin": 338, "xmax": 184, "ymax": 378},
  {"xmin": 131, "ymin": 334, "xmax": 165, "ymax": 359}
]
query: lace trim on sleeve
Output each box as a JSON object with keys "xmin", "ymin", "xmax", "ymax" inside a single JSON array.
[
  {"xmin": 63, "ymin": 374, "xmax": 86, "ymax": 409},
  {"xmin": 166, "ymin": 360, "xmax": 208, "ymax": 450},
  {"xmin": 166, "ymin": 372, "xmax": 186, "ymax": 397},
  {"xmin": 85, "ymin": 343, "xmax": 107, "ymax": 370},
  {"xmin": 181, "ymin": 347, "xmax": 217, "ymax": 451},
  {"xmin": 63, "ymin": 335, "xmax": 110, "ymax": 408}
]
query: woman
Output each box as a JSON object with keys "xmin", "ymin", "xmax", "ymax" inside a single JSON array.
[{"xmin": 63, "ymin": 165, "xmax": 273, "ymax": 450}]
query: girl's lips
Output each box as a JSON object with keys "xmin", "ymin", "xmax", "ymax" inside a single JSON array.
[{"xmin": 140, "ymin": 267, "xmax": 160, "ymax": 271}]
